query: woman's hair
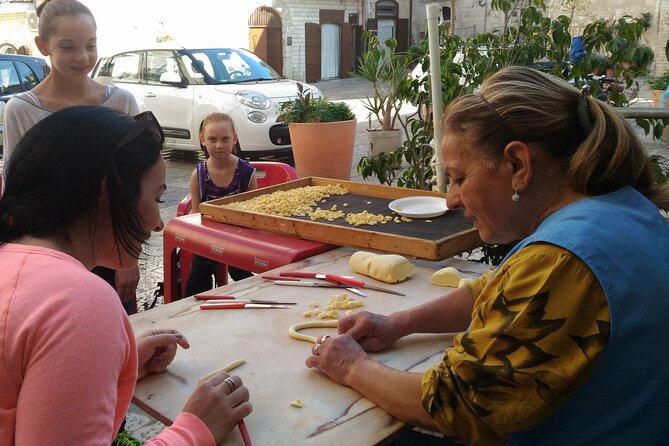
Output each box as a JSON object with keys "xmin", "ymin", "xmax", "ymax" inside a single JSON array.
[
  {"xmin": 36, "ymin": 0, "xmax": 95, "ymax": 41},
  {"xmin": 442, "ymin": 65, "xmax": 669, "ymax": 210},
  {"xmin": 0, "ymin": 106, "xmax": 163, "ymax": 258},
  {"xmin": 198, "ymin": 112, "xmax": 237, "ymax": 158}
]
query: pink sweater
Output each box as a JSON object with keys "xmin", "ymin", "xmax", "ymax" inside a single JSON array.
[{"xmin": 0, "ymin": 243, "xmax": 214, "ymax": 445}]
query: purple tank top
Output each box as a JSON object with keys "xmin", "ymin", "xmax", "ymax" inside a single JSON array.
[{"xmin": 197, "ymin": 159, "xmax": 255, "ymax": 202}]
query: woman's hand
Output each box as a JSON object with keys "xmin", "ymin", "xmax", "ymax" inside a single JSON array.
[
  {"xmin": 136, "ymin": 329, "xmax": 190, "ymax": 380},
  {"xmin": 338, "ymin": 311, "xmax": 404, "ymax": 351},
  {"xmin": 305, "ymin": 334, "xmax": 372, "ymax": 386},
  {"xmin": 115, "ymin": 266, "xmax": 140, "ymax": 303},
  {"xmin": 183, "ymin": 372, "xmax": 253, "ymax": 443}
]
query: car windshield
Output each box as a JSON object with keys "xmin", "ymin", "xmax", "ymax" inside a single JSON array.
[{"xmin": 180, "ymin": 48, "xmax": 281, "ymax": 85}]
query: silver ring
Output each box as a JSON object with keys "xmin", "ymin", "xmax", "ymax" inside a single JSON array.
[
  {"xmin": 224, "ymin": 377, "xmax": 237, "ymax": 392},
  {"xmin": 312, "ymin": 343, "xmax": 321, "ymax": 355},
  {"xmin": 319, "ymin": 335, "xmax": 331, "ymax": 343}
]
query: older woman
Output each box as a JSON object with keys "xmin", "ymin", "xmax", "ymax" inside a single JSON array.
[
  {"xmin": 306, "ymin": 66, "xmax": 669, "ymax": 445},
  {"xmin": 0, "ymin": 106, "xmax": 252, "ymax": 445}
]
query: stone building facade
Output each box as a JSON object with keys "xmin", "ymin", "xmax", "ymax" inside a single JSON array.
[{"xmin": 4, "ymin": 0, "xmax": 666, "ymax": 80}]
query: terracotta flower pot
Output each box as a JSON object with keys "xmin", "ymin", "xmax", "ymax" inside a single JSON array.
[
  {"xmin": 288, "ymin": 119, "xmax": 356, "ymax": 180},
  {"xmin": 652, "ymin": 89, "xmax": 669, "ymax": 108},
  {"xmin": 652, "ymin": 89, "xmax": 669, "ymax": 142},
  {"xmin": 368, "ymin": 129, "xmax": 402, "ymax": 157}
]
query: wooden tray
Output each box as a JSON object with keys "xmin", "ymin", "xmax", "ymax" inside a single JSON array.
[{"xmin": 199, "ymin": 177, "xmax": 482, "ymax": 260}]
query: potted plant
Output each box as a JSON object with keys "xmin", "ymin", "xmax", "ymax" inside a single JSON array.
[
  {"xmin": 647, "ymin": 71, "xmax": 669, "ymax": 107},
  {"xmin": 354, "ymin": 33, "xmax": 411, "ymax": 158},
  {"xmin": 279, "ymin": 83, "xmax": 356, "ymax": 180}
]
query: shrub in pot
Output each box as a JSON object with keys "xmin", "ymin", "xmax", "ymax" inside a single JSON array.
[
  {"xmin": 279, "ymin": 83, "xmax": 356, "ymax": 180},
  {"xmin": 354, "ymin": 33, "xmax": 412, "ymax": 158}
]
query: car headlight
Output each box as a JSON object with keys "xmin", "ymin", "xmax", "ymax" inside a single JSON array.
[
  {"xmin": 247, "ymin": 111, "xmax": 267, "ymax": 123},
  {"xmin": 235, "ymin": 90, "xmax": 270, "ymax": 110}
]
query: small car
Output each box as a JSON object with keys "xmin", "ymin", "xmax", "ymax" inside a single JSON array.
[
  {"xmin": 0, "ymin": 54, "xmax": 50, "ymax": 151},
  {"xmin": 91, "ymin": 45, "xmax": 322, "ymax": 157}
]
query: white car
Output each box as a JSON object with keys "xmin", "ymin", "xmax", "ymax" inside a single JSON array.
[{"xmin": 91, "ymin": 46, "xmax": 321, "ymax": 157}]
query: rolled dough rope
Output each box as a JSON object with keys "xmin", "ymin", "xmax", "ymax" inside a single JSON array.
[
  {"xmin": 288, "ymin": 320, "xmax": 338, "ymax": 343},
  {"xmin": 198, "ymin": 358, "xmax": 247, "ymax": 384}
]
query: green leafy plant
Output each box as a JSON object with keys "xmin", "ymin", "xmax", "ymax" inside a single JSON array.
[
  {"xmin": 354, "ymin": 33, "xmax": 413, "ymax": 132},
  {"xmin": 647, "ymin": 71, "xmax": 669, "ymax": 91},
  {"xmin": 278, "ymin": 82, "xmax": 354, "ymax": 124},
  {"xmin": 650, "ymin": 154, "xmax": 669, "ymax": 184},
  {"xmin": 357, "ymin": 4, "xmax": 660, "ymax": 264}
]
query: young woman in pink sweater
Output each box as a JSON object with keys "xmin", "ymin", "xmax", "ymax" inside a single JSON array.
[{"xmin": 0, "ymin": 106, "xmax": 252, "ymax": 445}]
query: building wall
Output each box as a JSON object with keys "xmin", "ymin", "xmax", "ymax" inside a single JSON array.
[
  {"xmin": 0, "ymin": 3, "xmax": 38, "ymax": 56},
  {"xmin": 276, "ymin": 0, "xmax": 362, "ymax": 81}
]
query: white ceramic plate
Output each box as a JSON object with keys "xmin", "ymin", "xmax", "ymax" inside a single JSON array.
[{"xmin": 388, "ymin": 196, "xmax": 448, "ymax": 218}]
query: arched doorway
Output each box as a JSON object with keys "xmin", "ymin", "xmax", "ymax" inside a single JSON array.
[
  {"xmin": 248, "ymin": 7, "xmax": 283, "ymax": 76},
  {"xmin": 368, "ymin": 0, "xmax": 408, "ymax": 52}
]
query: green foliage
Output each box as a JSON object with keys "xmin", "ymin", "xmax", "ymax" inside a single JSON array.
[
  {"xmin": 650, "ymin": 154, "xmax": 669, "ymax": 184},
  {"xmin": 354, "ymin": 33, "xmax": 414, "ymax": 131},
  {"xmin": 278, "ymin": 82, "xmax": 355, "ymax": 124},
  {"xmin": 357, "ymin": 115, "xmax": 435, "ymax": 190},
  {"xmin": 357, "ymin": 4, "xmax": 661, "ymax": 265},
  {"xmin": 647, "ymin": 71, "xmax": 669, "ymax": 91},
  {"xmin": 475, "ymin": 241, "xmax": 519, "ymax": 266}
]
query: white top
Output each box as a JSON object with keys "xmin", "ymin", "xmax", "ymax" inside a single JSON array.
[{"xmin": 2, "ymin": 86, "xmax": 138, "ymax": 188}]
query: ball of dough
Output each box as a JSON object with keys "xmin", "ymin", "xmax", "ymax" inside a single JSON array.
[
  {"xmin": 431, "ymin": 266, "xmax": 463, "ymax": 287},
  {"xmin": 458, "ymin": 278, "xmax": 474, "ymax": 289},
  {"xmin": 349, "ymin": 251, "xmax": 413, "ymax": 283}
]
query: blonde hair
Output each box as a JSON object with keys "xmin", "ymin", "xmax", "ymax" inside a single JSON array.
[
  {"xmin": 199, "ymin": 112, "xmax": 237, "ymax": 136},
  {"xmin": 198, "ymin": 112, "xmax": 238, "ymax": 157},
  {"xmin": 36, "ymin": 0, "xmax": 95, "ymax": 41},
  {"xmin": 442, "ymin": 66, "xmax": 669, "ymax": 210}
]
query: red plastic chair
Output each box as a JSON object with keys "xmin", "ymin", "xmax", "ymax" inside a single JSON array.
[{"xmin": 177, "ymin": 161, "xmax": 298, "ymax": 297}]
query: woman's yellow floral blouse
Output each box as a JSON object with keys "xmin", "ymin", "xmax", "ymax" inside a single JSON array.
[{"xmin": 421, "ymin": 243, "xmax": 610, "ymax": 445}]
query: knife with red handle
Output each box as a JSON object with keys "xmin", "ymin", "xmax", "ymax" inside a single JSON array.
[
  {"xmin": 280, "ymin": 272, "xmax": 405, "ymax": 296},
  {"xmin": 194, "ymin": 294, "xmax": 296, "ymax": 305},
  {"xmin": 277, "ymin": 272, "xmax": 367, "ymax": 297},
  {"xmin": 200, "ymin": 302, "xmax": 293, "ymax": 310}
]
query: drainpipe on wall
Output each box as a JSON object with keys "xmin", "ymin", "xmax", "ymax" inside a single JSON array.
[
  {"xmin": 482, "ymin": 0, "xmax": 488, "ymax": 34},
  {"xmin": 409, "ymin": 0, "xmax": 413, "ymax": 45},
  {"xmin": 362, "ymin": 0, "xmax": 366, "ymax": 30}
]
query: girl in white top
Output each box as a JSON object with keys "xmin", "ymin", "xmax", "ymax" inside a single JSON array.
[{"xmin": 2, "ymin": 0, "xmax": 141, "ymax": 310}]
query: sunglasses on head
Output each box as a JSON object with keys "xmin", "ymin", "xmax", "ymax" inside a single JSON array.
[{"xmin": 115, "ymin": 111, "xmax": 165, "ymax": 150}]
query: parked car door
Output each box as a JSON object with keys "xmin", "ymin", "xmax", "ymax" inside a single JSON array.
[
  {"xmin": 1, "ymin": 55, "xmax": 49, "ymax": 151},
  {"xmin": 141, "ymin": 50, "xmax": 195, "ymax": 147},
  {"xmin": 96, "ymin": 50, "xmax": 196, "ymax": 150}
]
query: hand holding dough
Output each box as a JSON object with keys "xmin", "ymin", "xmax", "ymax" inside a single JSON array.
[
  {"xmin": 288, "ymin": 320, "xmax": 338, "ymax": 343},
  {"xmin": 198, "ymin": 359, "xmax": 246, "ymax": 384},
  {"xmin": 349, "ymin": 251, "xmax": 413, "ymax": 283}
]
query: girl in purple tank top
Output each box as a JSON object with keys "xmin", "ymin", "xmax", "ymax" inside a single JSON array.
[{"xmin": 185, "ymin": 113, "xmax": 257, "ymax": 295}]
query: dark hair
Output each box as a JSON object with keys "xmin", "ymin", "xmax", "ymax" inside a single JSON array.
[
  {"xmin": 0, "ymin": 106, "xmax": 163, "ymax": 258},
  {"xmin": 36, "ymin": 0, "xmax": 95, "ymax": 41},
  {"xmin": 442, "ymin": 66, "xmax": 669, "ymax": 210}
]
